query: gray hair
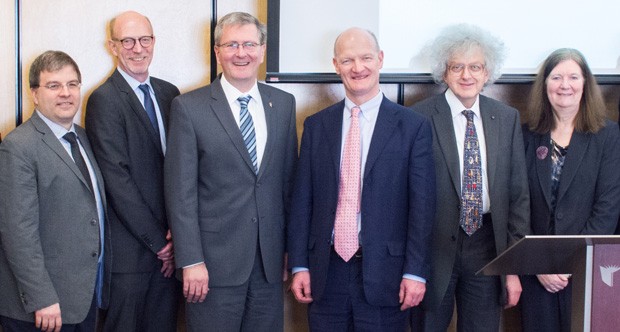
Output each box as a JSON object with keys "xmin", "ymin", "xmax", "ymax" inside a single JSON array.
[
  {"xmin": 426, "ymin": 23, "xmax": 506, "ymax": 84},
  {"xmin": 214, "ymin": 12, "xmax": 267, "ymax": 45}
]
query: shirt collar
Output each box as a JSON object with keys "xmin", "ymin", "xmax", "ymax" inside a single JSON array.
[
  {"xmin": 36, "ymin": 110, "xmax": 76, "ymax": 139},
  {"xmin": 444, "ymin": 88, "xmax": 481, "ymax": 120},
  {"xmin": 220, "ymin": 74, "xmax": 261, "ymax": 106},
  {"xmin": 117, "ymin": 67, "xmax": 152, "ymax": 92},
  {"xmin": 344, "ymin": 90, "xmax": 383, "ymax": 121}
]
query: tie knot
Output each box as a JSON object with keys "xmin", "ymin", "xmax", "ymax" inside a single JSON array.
[
  {"xmin": 139, "ymin": 84, "xmax": 150, "ymax": 94},
  {"xmin": 238, "ymin": 95, "xmax": 251, "ymax": 108},
  {"xmin": 63, "ymin": 132, "xmax": 78, "ymax": 145},
  {"xmin": 351, "ymin": 106, "xmax": 361, "ymax": 117},
  {"xmin": 462, "ymin": 110, "xmax": 475, "ymax": 121}
]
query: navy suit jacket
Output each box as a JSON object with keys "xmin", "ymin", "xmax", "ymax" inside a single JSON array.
[
  {"xmin": 86, "ymin": 69, "xmax": 180, "ymax": 273},
  {"xmin": 287, "ymin": 96, "xmax": 436, "ymax": 306},
  {"xmin": 523, "ymin": 120, "xmax": 620, "ymax": 236}
]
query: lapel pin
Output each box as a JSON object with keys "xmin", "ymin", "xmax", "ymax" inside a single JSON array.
[
  {"xmin": 269, "ymin": 102, "xmax": 273, "ymax": 108},
  {"xmin": 536, "ymin": 146, "xmax": 548, "ymax": 160}
]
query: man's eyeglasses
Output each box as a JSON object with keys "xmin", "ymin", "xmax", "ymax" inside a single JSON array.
[
  {"xmin": 36, "ymin": 81, "xmax": 81, "ymax": 91},
  {"xmin": 217, "ymin": 41, "xmax": 262, "ymax": 53},
  {"xmin": 448, "ymin": 63, "xmax": 486, "ymax": 74},
  {"xmin": 113, "ymin": 36, "xmax": 154, "ymax": 50}
]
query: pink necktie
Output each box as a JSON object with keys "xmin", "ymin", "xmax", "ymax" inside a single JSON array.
[{"xmin": 334, "ymin": 106, "xmax": 361, "ymax": 262}]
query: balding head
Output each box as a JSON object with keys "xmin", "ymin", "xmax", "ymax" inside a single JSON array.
[
  {"xmin": 333, "ymin": 27, "xmax": 380, "ymax": 58},
  {"xmin": 109, "ymin": 11, "xmax": 153, "ymax": 40}
]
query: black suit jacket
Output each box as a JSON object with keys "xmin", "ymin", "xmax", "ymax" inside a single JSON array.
[
  {"xmin": 523, "ymin": 120, "xmax": 620, "ymax": 236},
  {"xmin": 85, "ymin": 69, "xmax": 180, "ymax": 273}
]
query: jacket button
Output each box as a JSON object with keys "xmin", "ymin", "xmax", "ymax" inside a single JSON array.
[
  {"xmin": 252, "ymin": 218, "xmax": 257, "ymax": 223},
  {"xmin": 91, "ymin": 219, "xmax": 97, "ymax": 225},
  {"xmin": 451, "ymin": 235, "xmax": 457, "ymax": 241},
  {"xmin": 91, "ymin": 252, "xmax": 98, "ymax": 258}
]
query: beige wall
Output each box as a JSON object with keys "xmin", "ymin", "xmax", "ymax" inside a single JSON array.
[{"xmin": 1, "ymin": 1, "xmax": 619, "ymax": 331}]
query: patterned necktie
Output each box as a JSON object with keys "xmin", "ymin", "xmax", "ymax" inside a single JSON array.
[
  {"xmin": 63, "ymin": 132, "xmax": 94, "ymax": 195},
  {"xmin": 334, "ymin": 106, "xmax": 361, "ymax": 261},
  {"xmin": 238, "ymin": 95, "xmax": 258, "ymax": 174},
  {"xmin": 460, "ymin": 110, "xmax": 483, "ymax": 235},
  {"xmin": 139, "ymin": 84, "xmax": 160, "ymax": 135}
]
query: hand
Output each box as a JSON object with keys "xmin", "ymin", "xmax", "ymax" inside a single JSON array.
[
  {"xmin": 282, "ymin": 253, "xmax": 289, "ymax": 282},
  {"xmin": 160, "ymin": 258, "xmax": 176, "ymax": 278},
  {"xmin": 182, "ymin": 263, "xmax": 209, "ymax": 303},
  {"xmin": 504, "ymin": 274, "xmax": 522, "ymax": 308},
  {"xmin": 399, "ymin": 278, "xmax": 425, "ymax": 310},
  {"xmin": 157, "ymin": 230, "xmax": 174, "ymax": 262},
  {"xmin": 290, "ymin": 271, "xmax": 313, "ymax": 303},
  {"xmin": 536, "ymin": 274, "xmax": 569, "ymax": 294},
  {"xmin": 35, "ymin": 303, "xmax": 62, "ymax": 332}
]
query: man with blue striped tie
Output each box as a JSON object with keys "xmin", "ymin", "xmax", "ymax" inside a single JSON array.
[{"xmin": 164, "ymin": 11, "xmax": 298, "ymax": 332}]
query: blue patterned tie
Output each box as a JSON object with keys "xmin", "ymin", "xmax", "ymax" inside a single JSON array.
[
  {"xmin": 460, "ymin": 110, "xmax": 483, "ymax": 235},
  {"xmin": 238, "ymin": 95, "xmax": 257, "ymax": 174},
  {"xmin": 139, "ymin": 84, "xmax": 159, "ymax": 135}
]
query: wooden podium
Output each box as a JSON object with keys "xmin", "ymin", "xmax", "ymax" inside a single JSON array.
[{"xmin": 478, "ymin": 235, "xmax": 620, "ymax": 332}]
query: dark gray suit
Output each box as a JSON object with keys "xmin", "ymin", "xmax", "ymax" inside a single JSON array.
[
  {"xmin": 411, "ymin": 93, "xmax": 530, "ymax": 330},
  {"xmin": 85, "ymin": 69, "xmax": 181, "ymax": 331},
  {"xmin": 164, "ymin": 77, "xmax": 297, "ymax": 331},
  {"xmin": 0, "ymin": 112, "xmax": 111, "ymax": 324}
]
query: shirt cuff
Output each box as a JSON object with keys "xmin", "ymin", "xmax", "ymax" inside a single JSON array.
[
  {"xmin": 292, "ymin": 267, "xmax": 309, "ymax": 274},
  {"xmin": 403, "ymin": 274, "xmax": 426, "ymax": 283}
]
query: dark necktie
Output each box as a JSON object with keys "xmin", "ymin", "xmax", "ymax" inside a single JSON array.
[
  {"xmin": 139, "ymin": 84, "xmax": 160, "ymax": 135},
  {"xmin": 238, "ymin": 95, "xmax": 258, "ymax": 174},
  {"xmin": 460, "ymin": 110, "xmax": 483, "ymax": 235},
  {"xmin": 63, "ymin": 132, "xmax": 94, "ymax": 194}
]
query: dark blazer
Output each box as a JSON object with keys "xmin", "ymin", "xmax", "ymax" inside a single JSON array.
[
  {"xmin": 85, "ymin": 69, "xmax": 179, "ymax": 273},
  {"xmin": 0, "ymin": 113, "xmax": 111, "ymax": 323},
  {"xmin": 411, "ymin": 93, "xmax": 530, "ymax": 310},
  {"xmin": 523, "ymin": 120, "xmax": 620, "ymax": 236},
  {"xmin": 287, "ymin": 96, "xmax": 436, "ymax": 306},
  {"xmin": 164, "ymin": 77, "xmax": 298, "ymax": 286}
]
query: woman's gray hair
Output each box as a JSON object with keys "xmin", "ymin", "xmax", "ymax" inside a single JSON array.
[{"xmin": 426, "ymin": 23, "xmax": 506, "ymax": 85}]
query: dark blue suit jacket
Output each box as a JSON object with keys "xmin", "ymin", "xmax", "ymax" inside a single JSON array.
[{"xmin": 288, "ymin": 96, "xmax": 436, "ymax": 306}]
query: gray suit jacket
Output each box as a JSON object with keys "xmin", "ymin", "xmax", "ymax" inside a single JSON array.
[
  {"xmin": 86, "ymin": 69, "xmax": 180, "ymax": 273},
  {"xmin": 411, "ymin": 93, "xmax": 530, "ymax": 310},
  {"xmin": 0, "ymin": 112, "xmax": 111, "ymax": 323},
  {"xmin": 164, "ymin": 78, "xmax": 298, "ymax": 286}
]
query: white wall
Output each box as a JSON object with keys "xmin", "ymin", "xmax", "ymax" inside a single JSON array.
[
  {"xmin": 0, "ymin": 0, "xmax": 16, "ymax": 136},
  {"xmin": 11, "ymin": 1, "xmax": 212, "ymax": 129}
]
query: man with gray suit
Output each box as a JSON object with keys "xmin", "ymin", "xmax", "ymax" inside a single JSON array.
[
  {"xmin": 0, "ymin": 51, "xmax": 110, "ymax": 331},
  {"xmin": 410, "ymin": 24, "xmax": 530, "ymax": 331},
  {"xmin": 164, "ymin": 12, "xmax": 298, "ymax": 332},
  {"xmin": 85, "ymin": 11, "xmax": 180, "ymax": 331}
]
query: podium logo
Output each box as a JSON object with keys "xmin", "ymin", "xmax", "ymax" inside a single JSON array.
[{"xmin": 600, "ymin": 265, "xmax": 620, "ymax": 287}]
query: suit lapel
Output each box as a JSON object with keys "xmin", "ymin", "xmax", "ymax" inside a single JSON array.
[
  {"xmin": 75, "ymin": 126, "xmax": 106, "ymax": 207},
  {"xmin": 111, "ymin": 70, "xmax": 162, "ymax": 152},
  {"xmin": 256, "ymin": 84, "xmax": 277, "ymax": 179},
  {"xmin": 321, "ymin": 102, "xmax": 345, "ymax": 180},
  {"xmin": 431, "ymin": 96, "xmax": 462, "ymax": 197},
  {"xmin": 479, "ymin": 96, "xmax": 499, "ymax": 192},
  {"xmin": 364, "ymin": 97, "xmax": 397, "ymax": 178},
  {"xmin": 151, "ymin": 80, "xmax": 169, "ymax": 130},
  {"xmin": 209, "ymin": 79, "xmax": 257, "ymax": 174},
  {"xmin": 31, "ymin": 113, "xmax": 93, "ymax": 195},
  {"xmin": 534, "ymin": 132, "xmax": 553, "ymax": 209},
  {"xmin": 556, "ymin": 131, "xmax": 590, "ymax": 203}
]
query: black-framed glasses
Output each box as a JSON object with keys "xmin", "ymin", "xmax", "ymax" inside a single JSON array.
[
  {"xmin": 113, "ymin": 36, "xmax": 154, "ymax": 50},
  {"xmin": 217, "ymin": 41, "xmax": 262, "ymax": 53},
  {"xmin": 37, "ymin": 81, "xmax": 81, "ymax": 91}
]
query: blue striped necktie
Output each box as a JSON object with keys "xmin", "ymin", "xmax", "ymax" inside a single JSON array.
[{"xmin": 238, "ymin": 95, "xmax": 257, "ymax": 174}]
